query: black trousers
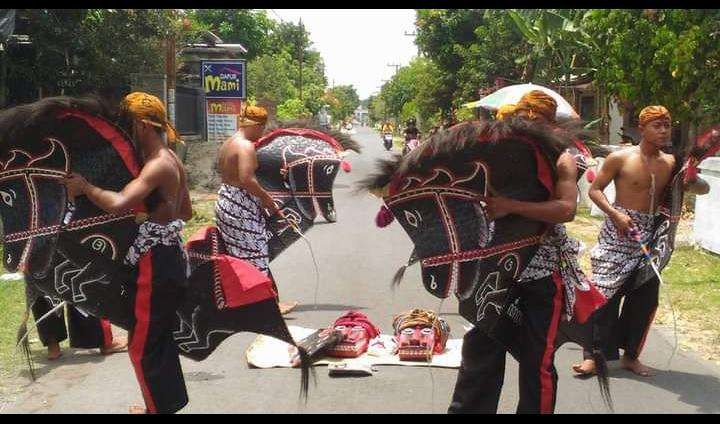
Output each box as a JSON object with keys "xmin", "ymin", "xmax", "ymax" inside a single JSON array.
[
  {"xmin": 583, "ymin": 274, "xmax": 660, "ymax": 361},
  {"xmin": 31, "ymin": 296, "xmax": 111, "ymax": 349},
  {"xmin": 129, "ymin": 245, "xmax": 188, "ymax": 414},
  {"xmin": 449, "ymin": 274, "xmax": 564, "ymax": 414}
]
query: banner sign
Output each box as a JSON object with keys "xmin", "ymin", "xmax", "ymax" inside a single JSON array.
[
  {"xmin": 206, "ymin": 98, "xmax": 243, "ymax": 143},
  {"xmin": 201, "ymin": 60, "xmax": 247, "ymax": 99},
  {"xmin": 202, "ymin": 60, "xmax": 246, "ymax": 142}
]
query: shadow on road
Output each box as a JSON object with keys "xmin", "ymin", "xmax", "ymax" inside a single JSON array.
[
  {"xmin": 18, "ymin": 348, "xmax": 108, "ymax": 381},
  {"xmin": 292, "ymin": 303, "xmax": 368, "ymax": 313},
  {"xmin": 613, "ymin": 369, "xmax": 720, "ymax": 413}
]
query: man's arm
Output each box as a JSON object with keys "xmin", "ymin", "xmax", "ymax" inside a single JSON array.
[
  {"xmin": 64, "ymin": 159, "xmax": 169, "ymax": 215},
  {"xmin": 588, "ymin": 152, "xmax": 633, "ymax": 236},
  {"xmin": 483, "ymin": 152, "xmax": 578, "ymax": 224},
  {"xmin": 235, "ymin": 142, "xmax": 281, "ymax": 214},
  {"xmin": 177, "ymin": 160, "xmax": 193, "ymax": 221}
]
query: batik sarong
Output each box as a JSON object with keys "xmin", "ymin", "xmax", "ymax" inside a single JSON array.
[
  {"xmin": 590, "ymin": 205, "xmax": 657, "ymax": 299},
  {"xmin": 518, "ymin": 224, "xmax": 599, "ymax": 321},
  {"xmin": 214, "ymin": 183, "xmax": 272, "ymax": 275}
]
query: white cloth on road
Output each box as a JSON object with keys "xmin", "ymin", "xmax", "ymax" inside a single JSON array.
[{"xmin": 245, "ymin": 325, "xmax": 463, "ymax": 369}]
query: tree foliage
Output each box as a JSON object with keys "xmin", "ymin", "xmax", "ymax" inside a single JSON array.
[
  {"xmin": 188, "ymin": 9, "xmax": 274, "ymax": 60},
  {"xmin": 324, "ymin": 85, "xmax": 359, "ymax": 122},
  {"xmin": 583, "ymin": 9, "xmax": 720, "ymax": 126},
  {"xmin": 5, "ymin": 9, "xmax": 177, "ymax": 102}
]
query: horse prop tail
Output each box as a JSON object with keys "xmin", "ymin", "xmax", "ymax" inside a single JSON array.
[
  {"xmin": 15, "ymin": 303, "xmax": 35, "ymax": 381},
  {"xmin": 591, "ymin": 349, "xmax": 613, "ymax": 412}
]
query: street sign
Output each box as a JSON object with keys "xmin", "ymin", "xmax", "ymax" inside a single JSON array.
[
  {"xmin": 201, "ymin": 60, "xmax": 247, "ymax": 142},
  {"xmin": 201, "ymin": 60, "xmax": 246, "ymax": 99}
]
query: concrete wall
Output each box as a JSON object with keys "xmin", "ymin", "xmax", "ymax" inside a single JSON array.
[
  {"xmin": 608, "ymin": 99, "xmax": 623, "ymax": 145},
  {"xmin": 185, "ymin": 140, "xmax": 221, "ymax": 191},
  {"xmin": 693, "ymin": 157, "xmax": 720, "ymax": 254}
]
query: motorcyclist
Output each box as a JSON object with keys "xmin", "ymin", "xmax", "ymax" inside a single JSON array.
[{"xmin": 404, "ymin": 118, "xmax": 420, "ymax": 141}]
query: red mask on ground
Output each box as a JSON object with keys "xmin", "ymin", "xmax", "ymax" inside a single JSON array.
[
  {"xmin": 325, "ymin": 311, "xmax": 380, "ymax": 358},
  {"xmin": 393, "ymin": 309, "xmax": 450, "ymax": 361}
]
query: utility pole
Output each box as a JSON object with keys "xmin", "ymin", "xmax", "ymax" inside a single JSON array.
[
  {"xmin": 299, "ymin": 18, "xmax": 304, "ymax": 103},
  {"xmin": 165, "ymin": 10, "xmax": 177, "ymax": 128},
  {"xmin": 404, "ymin": 29, "xmax": 419, "ymax": 55},
  {"xmin": 387, "ymin": 63, "xmax": 401, "ymax": 76}
]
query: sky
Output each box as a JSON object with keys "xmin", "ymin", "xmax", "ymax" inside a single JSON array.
[{"xmin": 266, "ymin": 9, "xmax": 418, "ymax": 100}]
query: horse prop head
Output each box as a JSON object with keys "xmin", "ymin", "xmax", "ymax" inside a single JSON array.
[
  {"xmin": 363, "ymin": 120, "xmax": 568, "ymax": 333},
  {"xmin": 255, "ymin": 125, "xmax": 360, "ymax": 259},
  {"xmin": 0, "ymin": 139, "xmax": 70, "ymax": 279}
]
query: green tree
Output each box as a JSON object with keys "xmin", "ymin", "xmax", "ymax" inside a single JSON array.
[
  {"xmin": 247, "ymin": 51, "xmax": 298, "ymax": 106},
  {"xmin": 264, "ymin": 20, "xmax": 328, "ymax": 115},
  {"xmin": 583, "ymin": 9, "xmax": 720, "ymax": 142},
  {"xmin": 325, "ymin": 85, "xmax": 359, "ymax": 122},
  {"xmin": 188, "ymin": 9, "xmax": 274, "ymax": 59},
  {"xmin": 375, "ymin": 57, "xmax": 444, "ymax": 131},
  {"xmin": 6, "ymin": 9, "xmax": 177, "ymax": 101},
  {"xmin": 276, "ymin": 97, "xmax": 310, "ymax": 120},
  {"xmin": 414, "ymin": 9, "xmax": 529, "ymax": 117},
  {"xmin": 507, "ymin": 9, "xmax": 595, "ymax": 89}
]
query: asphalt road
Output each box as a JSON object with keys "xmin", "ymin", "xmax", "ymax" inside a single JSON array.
[{"xmin": 4, "ymin": 127, "xmax": 720, "ymax": 413}]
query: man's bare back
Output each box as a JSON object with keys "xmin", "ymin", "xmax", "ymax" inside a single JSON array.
[
  {"xmin": 217, "ymin": 134, "xmax": 256, "ymax": 186},
  {"xmin": 145, "ymin": 148, "xmax": 191, "ymax": 224}
]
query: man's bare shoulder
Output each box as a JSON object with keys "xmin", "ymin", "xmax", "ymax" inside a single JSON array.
[
  {"xmin": 660, "ymin": 150, "xmax": 676, "ymax": 167},
  {"xmin": 143, "ymin": 150, "xmax": 179, "ymax": 178},
  {"xmin": 605, "ymin": 147, "xmax": 635, "ymax": 165},
  {"xmin": 557, "ymin": 151, "xmax": 578, "ymax": 173},
  {"xmin": 224, "ymin": 133, "xmax": 255, "ymax": 151}
]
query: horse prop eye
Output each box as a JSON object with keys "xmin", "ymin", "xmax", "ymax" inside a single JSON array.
[
  {"xmin": 0, "ymin": 190, "xmax": 15, "ymax": 207},
  {"xmin": 404, "ymin": 210, "xmax": 422, "ymax": 228},
  {"xmin": 324, "ymin": 164, "xmax": 335, "ymax": 175}
]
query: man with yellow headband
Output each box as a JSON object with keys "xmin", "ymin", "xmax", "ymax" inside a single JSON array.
[
  {"xmin": 573, "ymin": 105, "xmax": 708, "ymax": 377},
  {"xmin": 450, "ymin": 90, "xmax": 588, "ymax": 414},
  {"xmin": 215, "ymin": 104, "xmax": 298, "ymax": 315},
  {"xmin": 64, "ymin": 92, "xmax": 193, "ymax": 414}
]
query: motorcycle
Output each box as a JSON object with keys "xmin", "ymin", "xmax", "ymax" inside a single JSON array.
[
  {"xmin": 382, "ymin": 133, "xmax": 393, "ymax": 151},
  {"xmin": 402, "ymin": 138, "xmax": 420, "ymax": 155}
]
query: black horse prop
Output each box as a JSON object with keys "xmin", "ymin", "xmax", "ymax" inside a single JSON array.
[
  {"xmin": 362, "ymin": 120, "xmax": 566, "ymax": 339},
  {"xmin": 256, "ymin": 124, "xmax": 360, "ymax": 259},
  {"xmin": 0, "ymin": 96, "xmax": 333, "ymax": 395}
]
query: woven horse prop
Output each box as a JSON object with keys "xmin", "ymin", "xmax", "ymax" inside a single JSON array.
[
  {"xmin": 0, "ymin": 96, "xmax": 316, "ymax": 394},
  {"xmin": 632, "ymin": 126, "xmax": 720, "ymax": 288},
  {"xmin": 362, "ymin": 120, "xmax": 566, "ymax": 340},
  {"xmin": 255, "ymin": 124, "xmax": 360, "ymax": 259}
]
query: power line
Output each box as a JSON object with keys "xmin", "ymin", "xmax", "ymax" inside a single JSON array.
[
  {"xmin": 269, "ymin": 9, "xmax": 283, "ymax": 22},
  {"xmin": 387, "ymin": 63, "xmax": 401, "ymax": 75}
]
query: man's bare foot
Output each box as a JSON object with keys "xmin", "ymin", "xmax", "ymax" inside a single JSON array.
[
  {"xmin": 572, "ymin": 359, "xmax": 596, "ymax": 376},
  {"xmin": 621, "ymin": 355, "xmax": 652, "ymax": 376},
  {"xmin": 279, "ymin": 301, "xmax": 299, "ymax": 315},
  {"xmin": 47, "ymin": 342, "xmax": 62, "ymax": 360},
  {"xmin": 129, "ymin": 405, "xmax": 147, "ymax": 414},
  {"xmin": 100, "ymin": 336, "xmax": 128, "ymax": 355}
]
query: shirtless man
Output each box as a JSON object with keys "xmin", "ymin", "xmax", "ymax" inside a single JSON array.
[
  {"xmin": 64, "ymin": 92, "xmax": 192, "ymax": 413},
  {"xmin": 215, "ymin": 105, "xmax": 298, "ymax": 315},
  {"xmin": 450, "ymin": 91, "xmax": 584, "ymax": 414},
  {"xmin": 573, "ymin": 106, "xmax": 709, "ymax": 377}
]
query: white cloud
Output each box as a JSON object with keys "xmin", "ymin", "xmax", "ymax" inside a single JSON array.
[{"xmin": 266, "ymin": 9, "xmax": 418, "ymax": 99}]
